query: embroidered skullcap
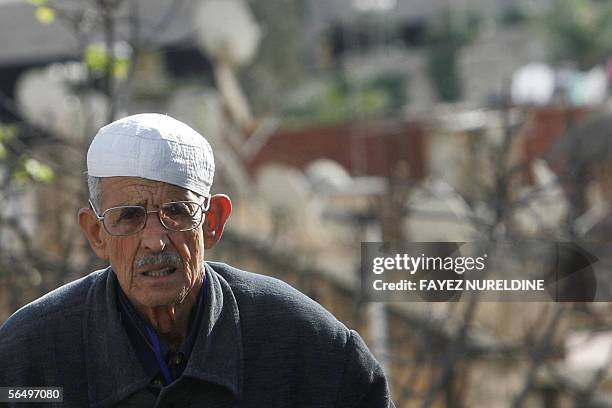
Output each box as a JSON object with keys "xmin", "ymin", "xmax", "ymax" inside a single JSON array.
[{"xmin": 87, "ymin": 113, "xmax": 214, "ymax": 196}]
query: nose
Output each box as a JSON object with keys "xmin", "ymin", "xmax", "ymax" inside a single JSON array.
[{"xmin": 140, "ymin": 211, "xmax": 169, "ymax": 253}]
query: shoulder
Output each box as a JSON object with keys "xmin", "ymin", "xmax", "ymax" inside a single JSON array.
[
  {"xmin": 0, "ymin": 269, "xmax": 107, "ymax": 390},
  {"xmin": 0, "ymin": 268, "xmax": 108, "ymax": 344},
  {"xmin": 206, "ymin": 262, "xmax": 393, "ymax": 405},
  {"xmin": 207, "ymin": 261, "xmax": 349, "ymax": 343}
]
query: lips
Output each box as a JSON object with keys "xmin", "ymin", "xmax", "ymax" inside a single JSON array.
[{"xmin": 142, "ymin": 267, "xmax": 176, "ymax": 278}]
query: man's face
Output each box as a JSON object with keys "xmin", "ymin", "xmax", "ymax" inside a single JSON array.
[{"xmin": 98, "ymin": 177, "xmax": 206, "ymax": 309}]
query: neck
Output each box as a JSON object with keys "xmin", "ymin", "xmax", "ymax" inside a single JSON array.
[{"xmin": 135, "ymin": 278, "xmax": 203, "ymax": 350}]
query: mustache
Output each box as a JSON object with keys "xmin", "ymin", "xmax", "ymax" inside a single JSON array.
[{"xmin": 135, "ymin": 251, "xmax": 182, "ymax": 270}]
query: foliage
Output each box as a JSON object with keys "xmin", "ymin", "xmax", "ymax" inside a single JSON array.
[
  {"xmin": 35, "ymin": 6, "xmax": 55, "ymax": 24},
  {"xmin": 29, "ymin": 0, "xmax": 55, "ymax": 25},
  {"xmin": 280, "ymin": 72, "xmax": 405, "ymax": 126},
  {"xmin": 425, "ymin": 8, "xmax": 474, "ymax": 103},
  {"xmin": 84, "ymin": 44, "xmax": 130, "ymax": 80},
  {"xmin": 537, "ymin": 0, "xmax": 612, "ymax": 69},
  {"xmin": 0, "ymin": 124, "xmax": 54, "ymax": 185},
  {"xmin": 0, "ymin": 124, "xmax": 17, "ymax": 161},
  {"xmin": 498, "ymin": 4, "xmax": 529, "ymax": 26},
  {"xmin": 14, "ymin": 157, "xmax": 54, "ymax": 184}
]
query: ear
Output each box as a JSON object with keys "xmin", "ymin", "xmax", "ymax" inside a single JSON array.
[
  {"xmin": 204, "ymin": 194, "xmax": 232, "ymax": 249},
  {"xmin": 78, "ymin": 207, "xmax": 109, "ymax": 260}
]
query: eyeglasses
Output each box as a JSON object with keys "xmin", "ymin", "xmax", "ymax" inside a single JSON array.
[{"xmin": 89, "ymin": 197, "xmax": 210, "ymax": 236}]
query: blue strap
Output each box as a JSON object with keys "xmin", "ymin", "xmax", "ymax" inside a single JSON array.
[{"xmin": 145, "ymin": 325, "xmax": 173, "ymax": 385}]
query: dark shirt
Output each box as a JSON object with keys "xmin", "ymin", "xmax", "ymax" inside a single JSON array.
[{"xmin": 117, "ymin": 277, "xmax": 207, "ymax": 386}]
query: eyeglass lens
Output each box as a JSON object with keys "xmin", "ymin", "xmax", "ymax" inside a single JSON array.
[{"xmin": 103, "ymin": 202, "xmax": 203, "ymax": 235}]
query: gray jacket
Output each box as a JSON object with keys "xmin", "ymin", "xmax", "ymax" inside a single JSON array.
[{"xmin": 0, "ymin": 262, "xmax": 394, "ymax": 407}]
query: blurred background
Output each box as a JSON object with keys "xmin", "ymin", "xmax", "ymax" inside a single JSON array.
[{"xmin": 2, "ymin": 0, "xmax": 612, "ymax": 406}]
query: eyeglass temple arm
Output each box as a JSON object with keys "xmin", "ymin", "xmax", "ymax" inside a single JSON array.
[
  {"xmin": 88, "ymin": 199, "xmax": 104, "ymax": 219},
  {"xmin": 202, "ymin": 194, "xmax": 212, "ymax": 212}
]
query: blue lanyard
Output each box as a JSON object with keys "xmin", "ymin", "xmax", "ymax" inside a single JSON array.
[{"xmin": 144, "ymin": 325, "xmax": 173, "ymax": 385}]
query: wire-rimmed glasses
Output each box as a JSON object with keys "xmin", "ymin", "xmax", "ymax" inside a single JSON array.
[{"xmin": 89, "ymin": 196, "xmax": 211, "ymax": 236}]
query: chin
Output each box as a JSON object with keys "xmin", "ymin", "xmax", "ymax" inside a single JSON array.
[{"xmin": 136, "ymin": 288, "xmax": 186, "ymax": 308}]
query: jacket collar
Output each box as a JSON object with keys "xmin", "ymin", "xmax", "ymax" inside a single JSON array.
[{"xmin": 83, "ymin": 263, "xmax": 243, "ymax": 407}]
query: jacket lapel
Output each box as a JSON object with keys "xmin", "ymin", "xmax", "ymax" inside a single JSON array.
[
  {"xmin": 182, "ymin": 263, "xmax": 244, "ymax": 397},
  {"xmin": 83, "ymin": 268, "xmax": 151, "ymax": 407}
]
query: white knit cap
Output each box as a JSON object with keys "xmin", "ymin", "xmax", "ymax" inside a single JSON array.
[{"xmin": 87, "ymin": 113, "xmax": 214, "ymax": 196}]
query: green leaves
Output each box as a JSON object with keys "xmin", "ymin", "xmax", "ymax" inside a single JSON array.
[
  {"xmin": 35, "ymin": 6, "xmax": 56, "ymax": 24},
  {"xmin": 84, "ymin": 44, "xmax": 131, "ymax": 80},
  {"xmin": 84, "ymin": 44, "xmax": 108, "ymax": 73},
  {"xmin": 14, "ymin": 157, "xmax": 54, "ymax": 184},
  {"xmin": 113, "ymin": 58, "xmax": 129, "ymax": 80},
  {"xmin": 280, "ymin": 73, "xmax": 401, "ymax": 126},
  {"xmin": 23, "ymin": 158, "xmax": 54, "ymax": 183},
  {"xmin": 0, "ymin": 124, "xmax": 17, "ymax": 143},
  {"xmin": 30, "ymin": 0, "xmax": 56, "ymax": 25},
  {"xmin": 0, "ymin": 125, "xmax": 17, "ymax": 161},
  {"xmin": 539, "ymin": 0, "xmax": 612, "ymax": 69},
  {"xmin": 425, "ymin": 8, "xmax": 466, "ymax": 102},
  {"xmin": 0, "ymin": 124, "xmax": 54, "ymax": 184}
]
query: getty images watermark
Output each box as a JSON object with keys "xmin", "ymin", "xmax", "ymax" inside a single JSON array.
[{"xmin": 361, "ymin": 242, "xmax": 604, "ymax": 302}]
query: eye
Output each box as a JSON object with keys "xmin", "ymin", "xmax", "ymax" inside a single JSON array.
[
  {"xmin": 117, "ymin": 207, "xmax": 144, "ymax": 222},
  {"xmin": 164, "ymin": 203, "xmax": 192, "ymax": 217}
]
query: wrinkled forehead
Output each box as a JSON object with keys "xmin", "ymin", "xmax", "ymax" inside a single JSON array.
[{"xmin": 100, "ymin": 176, "xmax": 201, "ymax": 208}]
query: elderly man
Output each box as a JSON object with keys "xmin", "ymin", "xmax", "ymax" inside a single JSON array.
[{"xmin": 0, "ymin": 113, "xmax": 394, "ymax": 407}]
